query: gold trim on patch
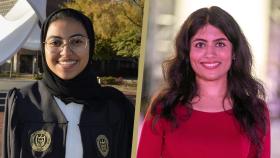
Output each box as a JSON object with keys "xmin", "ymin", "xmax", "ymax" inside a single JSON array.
[
  {"xmin": 96, "ymin": 134, "xmax": 109, "ymax": 157},
  {"xmin": 30, "ymin": 130, "xmax": 51, "ymax": 152}
]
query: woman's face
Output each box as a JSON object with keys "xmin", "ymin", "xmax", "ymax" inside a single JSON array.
[
  {"xmin": 44, "ymin": 17, "xmax": 89, "ymax": 80},
  {"xmin": 189, "ymin": 24, "xmax": 233, "ymax": 82}
]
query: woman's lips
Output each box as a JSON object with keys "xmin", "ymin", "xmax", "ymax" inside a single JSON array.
[
  {"xmin": 58, "ymin": 60, "xmax": 78, "ymax": 69},
  {"xmin": 200, "ymin": 62, "xmax": 221, "ymax": 69}
]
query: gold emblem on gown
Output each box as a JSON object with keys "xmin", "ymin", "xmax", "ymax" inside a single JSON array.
[
  {"xmin": 30, "ymin": 130, "xmax": 51, "ymax": 152},
  {"xmin": 96, "ymin": 134, "xmax": 109, "ymax": 157}
]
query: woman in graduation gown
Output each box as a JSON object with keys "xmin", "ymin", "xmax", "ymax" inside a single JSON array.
[{"xmin": 2, "ymin": 8, "xmax": 134, "ymax": 158}]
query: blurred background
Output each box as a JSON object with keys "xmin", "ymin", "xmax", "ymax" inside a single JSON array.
[{"xmin": 140, "ymin": 0, "xmax": 280, "ymax": 157}]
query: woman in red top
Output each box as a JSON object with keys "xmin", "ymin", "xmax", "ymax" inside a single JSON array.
[{"xmin": 137, "ymin": 6, "xmax": 270, "ymax": 158}]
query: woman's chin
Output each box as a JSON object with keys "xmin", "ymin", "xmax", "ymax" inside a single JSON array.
[{"xmin": 56, "ymin": 73, "xmax": 77, "ymax": 80}]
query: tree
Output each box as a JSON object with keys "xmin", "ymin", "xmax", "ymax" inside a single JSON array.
[
  {"xmin": 63, "ymin": 0, "xmax": 144, "ymax": 59},
  {"xmin": 112, "ymin": 30, "xmax": 141, "ymax": 57}
]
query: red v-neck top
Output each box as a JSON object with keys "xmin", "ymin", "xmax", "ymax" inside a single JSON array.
[{"xmin": 137, "ymin": 105, "xmax": 270, "ymax": 158}]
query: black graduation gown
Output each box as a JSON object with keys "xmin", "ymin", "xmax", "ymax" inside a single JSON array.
[{"xmin": 2, "ymin": 81, "xmax": 134, "ymax": 158}]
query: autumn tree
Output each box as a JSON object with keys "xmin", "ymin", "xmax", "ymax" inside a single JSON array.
[{"xmin": 64, "ymin": 0, "xmax": 144, "ymax": 59}]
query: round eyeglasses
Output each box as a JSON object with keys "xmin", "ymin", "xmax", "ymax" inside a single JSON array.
[{"xmin": 44, "ymin": 35, "xmax": 89, "ymax": 53}]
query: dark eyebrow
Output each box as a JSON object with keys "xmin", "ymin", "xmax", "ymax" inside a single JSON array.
[
  {"xmin": 69, "ymin": 33, "xmax": 87, "ymax": 38},
  {"xmin": 213, "ymin": 38, "xmax": 228, "ymax": 42},
  {"xmin": 46, "ymin": 36, "xmax": 62, "ymax": 40},
  {"xmin": 191, "ymin": 38, "xmax": 229, "ymax": 43},
  {"xmin": 191, "ymin": 38, "xmax": 207, "ymax": 43},
  {"xmin": 46, "ymin": 34, "xmax": 87, "ymax": 40}
]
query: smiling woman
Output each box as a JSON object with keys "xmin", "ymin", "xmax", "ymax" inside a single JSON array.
[
  {"xmin": 44, "ymin": 17, "xmax": 89, "ymax": 80},
  {"xmin": 189, "ymin": 24, "xmax": 233, "ymax": 112},
  {"xmin": 137, "ymin": 6, "xmax": 270, "ymax": 158},
  {"xmin": 190, "ymin": 24, "xmax": 233, "ymax": 83},
  {"xmin": 2, "ymin": 8, "xmax": 134, "ymax": 158}
]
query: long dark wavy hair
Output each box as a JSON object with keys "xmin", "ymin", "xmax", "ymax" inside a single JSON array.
[{"xmin": 150, "ymin": 6, "xmax": 267, "ymax": 158}]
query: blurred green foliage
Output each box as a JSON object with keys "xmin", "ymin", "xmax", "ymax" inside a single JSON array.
[{"xmin": 64, "ymin": 0, "xmax": 144, "ymax": 59}]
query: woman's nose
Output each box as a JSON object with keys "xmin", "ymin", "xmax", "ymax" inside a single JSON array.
[
  {"xmin": 59, "ymin": 43, "xmax": 73, "ymax": 56},
  {"xmin": 205, "ymin": 45, "xmax": 217, "ymax": 57}
]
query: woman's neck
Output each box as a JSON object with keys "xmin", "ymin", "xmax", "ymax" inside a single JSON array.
[
  {"xmin": 191, "ymin": 77, "xmax": 232, "ymax": 112},
  {"xmin": 196, "ymin": 77, "xmax": 228, "ymax": 97}
]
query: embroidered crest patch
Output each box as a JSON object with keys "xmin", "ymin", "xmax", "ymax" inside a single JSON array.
[
  {"xmin": 96, "ymin": 134, "xmax": 109, "ymax": 157},
  {"xmin": 30, "ymin": 130, "xmax": 51, "ymax": 152}
]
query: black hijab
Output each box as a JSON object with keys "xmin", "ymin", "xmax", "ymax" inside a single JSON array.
[{"xmin": 40, "ymin": 8, "xmax": 104, "ymax": 106}]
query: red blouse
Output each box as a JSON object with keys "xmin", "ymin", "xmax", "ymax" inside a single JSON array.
[{"xmin": 137, "ymin": 105, "xmax": 270, "ymax": 158}]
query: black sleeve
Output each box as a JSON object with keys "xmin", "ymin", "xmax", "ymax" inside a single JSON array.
[
  {"xmin": 2, "ymin": 88, "xmax": 18, "ymax": 158},
  {"xmin": 103, "ymin": 86, "xmax": 135, "ymax": 158},
  {"xmin": 119, "ymin": 96, "xmax": 135, "ymax": 158}
]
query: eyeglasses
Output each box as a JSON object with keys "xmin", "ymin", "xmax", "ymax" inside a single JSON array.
[{"xmin": 44, "ymin": 35, "xmax": 89, "ymax": 53}]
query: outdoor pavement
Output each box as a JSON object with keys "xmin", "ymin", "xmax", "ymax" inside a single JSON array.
[{"xmin": 0, "ymin": 78, "xmax": 35, "ymax": 91}]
